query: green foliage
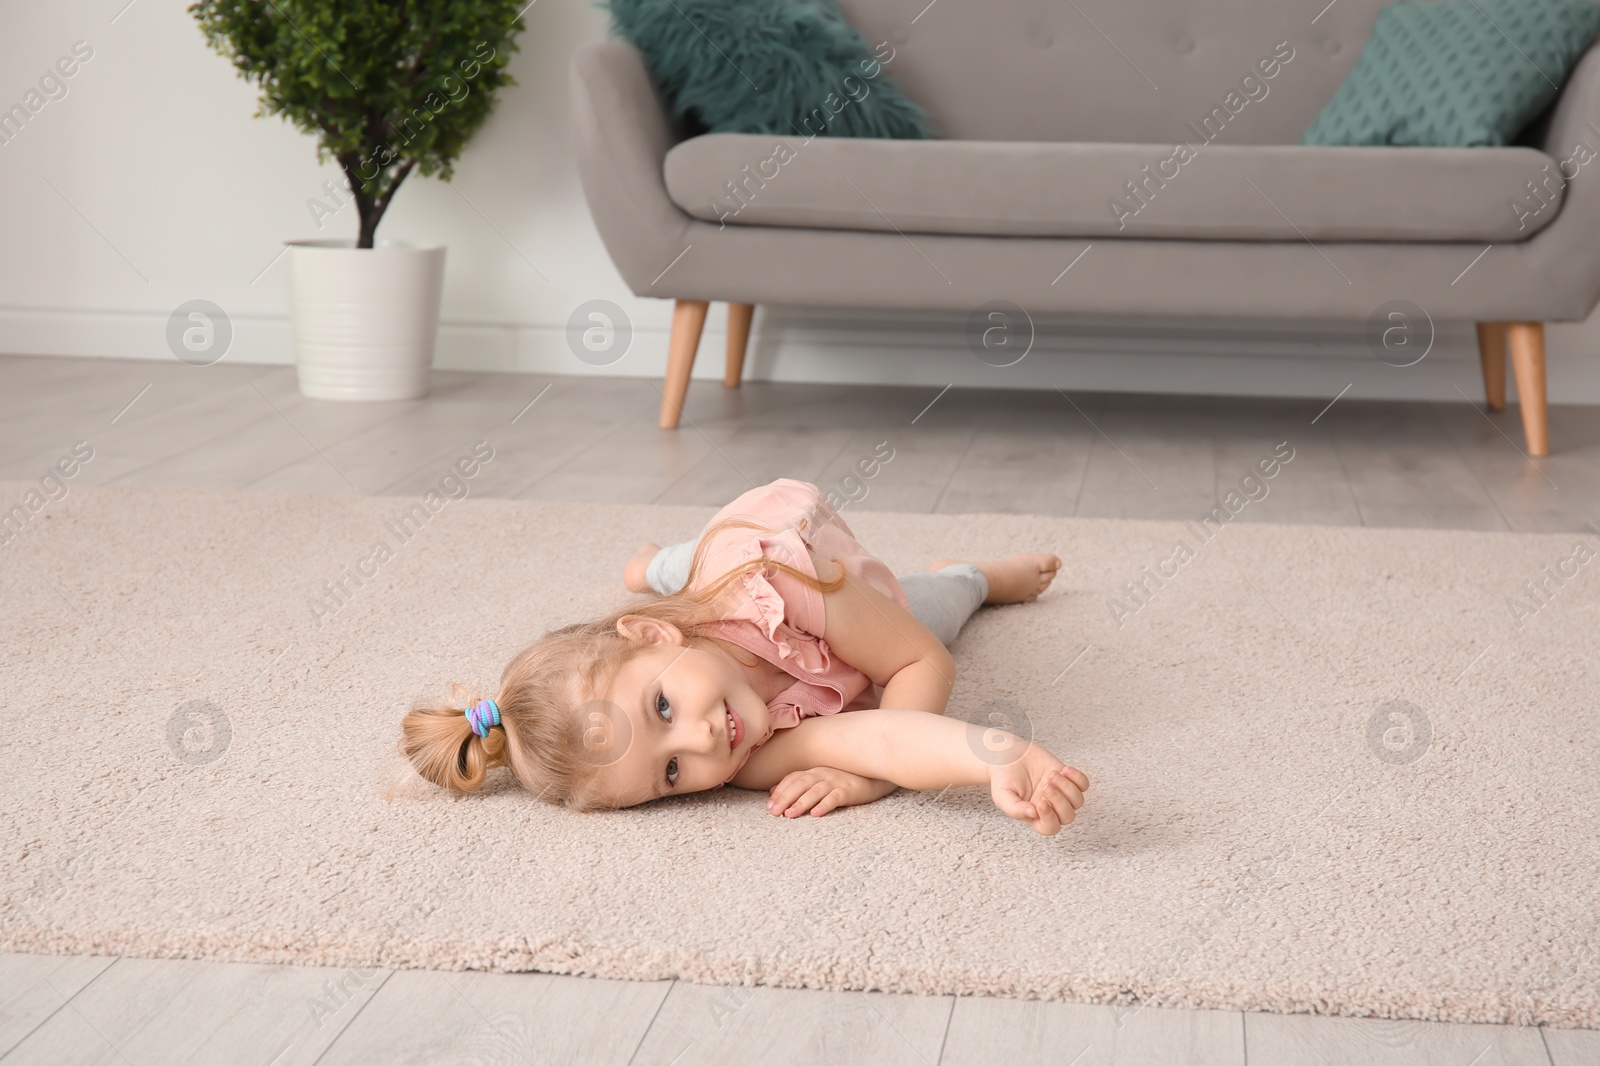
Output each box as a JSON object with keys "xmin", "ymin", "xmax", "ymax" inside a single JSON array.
[{"xmin": 190, "ymin": 0, "xmax": 527, "ymax": 247}]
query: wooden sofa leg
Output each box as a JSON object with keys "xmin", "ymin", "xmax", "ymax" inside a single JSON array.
[
  {"xmin": 1475, "ymin": 322, "xmax": 1507, "ymax": 411},
  {"xmin": 1506, "ymin": 321, "xmax": 1550, "ymax": 457},
  {"xmin": 660, "ymin": 299, "xmax": 709, "ymax": 429},
  {"xmin": 726, "ymin": 303, "xmax": 754, "ymax": 387}
]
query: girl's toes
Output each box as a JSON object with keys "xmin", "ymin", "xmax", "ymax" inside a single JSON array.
[
  {"xmin": 624, "ymin": 543, "xmax": 661, "ymax": 592},
  {"xmin": 1031, "ymin": 553, "xmax": 1062, "ymax": 596}
]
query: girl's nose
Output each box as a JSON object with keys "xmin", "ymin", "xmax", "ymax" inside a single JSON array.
[{"xmin": 692, "ymin": 709, "xmax": 719, "ymax": 754}]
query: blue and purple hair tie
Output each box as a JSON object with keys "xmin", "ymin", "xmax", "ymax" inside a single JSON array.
[{"xmin": 465, "ymin": 698, "xmax": 501, "ymax": 738}]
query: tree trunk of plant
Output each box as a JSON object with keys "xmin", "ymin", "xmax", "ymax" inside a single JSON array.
[
  {"xmin": 338, "ymin": 155, "xmax": 380, "ymax": 250},
  {"xmin": 356, "ymin": 201, "xmax": 379, "ymax": 250},
  {"xmin": 338, "ymin": 154, "xmax": 416, "ymax": 249}
]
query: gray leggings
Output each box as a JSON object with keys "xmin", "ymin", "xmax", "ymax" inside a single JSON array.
[{"xmin": 645, "ymin": 537, "xmax": 988, "ymax": 646}]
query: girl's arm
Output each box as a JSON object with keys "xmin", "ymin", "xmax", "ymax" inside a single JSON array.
[
  {"xmin": 808, "ymin": 552, "xmax": 958, "ymax": 716},
  {"xmin": 734, "ymin": 708, "xmax": 1091, "ymax": 835},
  {"xmin": 754, "ymin": 549, "xmax": 956, "ymax": 817}
]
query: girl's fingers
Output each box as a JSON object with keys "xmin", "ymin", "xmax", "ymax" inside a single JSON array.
[
  {"xmin": 810, "ymin": 790, "xmax": 844, "ymax": 816},
  {"xmin": 769, "ymin": 773, "xmax": 816, "ymax": 812},
  {"xmin": 1056, "ymin": 776, "xmax": 1085, "ymax": 810},
  {"xmin": 1042, "ymin": 779, "xmax": 1078, "ymax": 826},
  {"xmin": 1025, "ymin": 784, "xmax": 1061, "ymax": 832},
  {"xmin": 994, "ymin": 786, "xmax": 1034, "ymax": 821},
  {"xmin": 1031, "ymin": 783, "xmax": 1066, "ymax": 829},
  {"xmin": 1046, "ymin": 769, "xmax": 1085, "ymax": 810},
  {"xmin": 785, "ymin": 782, "xmax": 831, "ymax": 816},
  {"xmin": 771, "ymin": 788, "xmax": 805, "ymax": 814},
  {"xmin": 1061, "ymin": 766, "xmax": 1090, "ymax": 792}
]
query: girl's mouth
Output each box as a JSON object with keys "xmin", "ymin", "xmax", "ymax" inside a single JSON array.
[{"xmin": 725, "ymin": 701, "xmax": 742, "ymax": 751}]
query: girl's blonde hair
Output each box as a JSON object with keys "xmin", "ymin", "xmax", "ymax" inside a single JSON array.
[{"xmin": 398, "ymin": 518, "xmax": 845, "ymax": 810}]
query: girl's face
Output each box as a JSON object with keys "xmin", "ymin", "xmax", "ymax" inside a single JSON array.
[{"xmin": 589, "ymin": 620, "xmax": 775, "ymax": 808}]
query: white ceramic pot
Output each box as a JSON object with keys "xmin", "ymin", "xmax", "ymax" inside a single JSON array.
[{"xmin": 285, "ymin": 239, "xmax": 446, "ymax": 401}]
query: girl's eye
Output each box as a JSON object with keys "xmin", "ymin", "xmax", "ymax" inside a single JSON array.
[{"xmin": 658, "ymin": 693, "xmax": 677, "ymax": 790}]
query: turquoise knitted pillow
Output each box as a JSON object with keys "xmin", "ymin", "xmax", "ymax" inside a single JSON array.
[
  {"xmin": 604, "ymin": 0, "xmax": 932, "ymax": 139},
  {"xmin": 1304, "ymin": 0, "xmax": 1600, "ymax": 146}
]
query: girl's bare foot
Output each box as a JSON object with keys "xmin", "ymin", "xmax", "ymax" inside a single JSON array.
[
  {"xmin": 929, "ymin": 553, "xmax": 1062, "ymax": 604},
  {"xmin": 625, "ymin": 543, "xmax": 660, "ymax": 593}
]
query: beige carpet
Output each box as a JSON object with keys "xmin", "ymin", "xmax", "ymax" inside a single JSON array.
[{"xmin": 2, "ymin": 480, "xmax": 1597, "ymax": 1029}]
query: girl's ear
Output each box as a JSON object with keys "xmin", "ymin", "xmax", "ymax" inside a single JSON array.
[{"xmin": 616, "ymin": 614, "xmax": 684, "ymax": 645}]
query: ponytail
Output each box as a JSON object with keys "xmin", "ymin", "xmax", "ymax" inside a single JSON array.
[{"xmin": 400, "ymin": 682, "xmax": 510, "ymax": 793}]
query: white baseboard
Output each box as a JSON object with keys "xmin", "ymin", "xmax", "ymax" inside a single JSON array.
[{"xmin": 3, "ymin": 304, "xmax": 1596, "ymax": 404}]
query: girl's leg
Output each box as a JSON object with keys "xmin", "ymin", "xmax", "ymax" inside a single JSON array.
[
  {"xmin": 649, "ymin": 540, "xmax": 987, "ymax": 645},
  {"xmin": 644, "ymin": 537, "xmax": 700, "ymax": 595},
  {"xmin": 896, "ymin": 564, "xmax": 989, "ymax": 647}
]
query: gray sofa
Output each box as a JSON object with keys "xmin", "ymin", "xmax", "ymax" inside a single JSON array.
[{"xmin": 571, "ymin": 0, "xmax": 1600, "ymax": 454}]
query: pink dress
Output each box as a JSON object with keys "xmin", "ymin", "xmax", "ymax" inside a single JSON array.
[{"xmin": 687, "ymin": 478, "xmax": 909, "ymax": 731}]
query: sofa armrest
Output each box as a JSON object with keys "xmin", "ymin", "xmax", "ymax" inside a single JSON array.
[
  {"xmin": 569, "ymin": 41, "xmax": 697, "ymax": 293},
  {"xmin": 1539, "ymin": 41, "xmax": 1600, "ymax": 158},
  {"xmin": 1514, "ymin": 40, "xmax": 1600, "ymax": 316}
]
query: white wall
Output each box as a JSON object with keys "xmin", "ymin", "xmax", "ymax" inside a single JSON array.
[{"xmin": 4, "ymin": 0, "xmax": 1600, "ymax": 404}]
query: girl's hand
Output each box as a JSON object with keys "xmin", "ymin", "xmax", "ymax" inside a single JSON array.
[
  {"xmin": 988, "ymin": 743, "xmax": 1090, "ymax": 835},
  {"xmin": 767, "ymin": 766, "xmax": 895, "ymax": 818}
]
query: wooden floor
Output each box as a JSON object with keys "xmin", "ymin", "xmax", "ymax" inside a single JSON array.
[{"xmin": 2, "ymin": 353, "xmax": 1597, "ymax": 1065}]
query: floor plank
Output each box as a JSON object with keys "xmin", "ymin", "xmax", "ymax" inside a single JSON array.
[
  {"xmin": 511, "ymin": 380, "xmax": 777, "ymax": 506},
  {"xmin": 251, "ymin": 374, "xmax": 635, "ymax": 498},
  {"xmin": 813, "ymin": 422, "xmax": 979, "ymax": 515},
  {"xmin": 1071, "ymin": 395, "xmax": 1218, "ymax": 521},
  {"xmin": 0, "ymin": 956, "xmax": 384, "ymax": 1066},
  {"xmin": 0, "ymin": 356, "xmax": 267, "ymax": 449},
  {"xmin": 108, "ymin": 408, "xmax": 333, "ymax": 491},
  {"xmin": 1243, "ymin": 1010, "xmax": 1554, "ymax": 1066},
  {"xmin": 1325, "ymin": 402, "xmax": 1511, "ymax": 531},
  {"xmin": 626, "ymin": 981, "xmax": 952, "ymax": 1066},
  {"xmin": 940, "ymin": 997, "xmax": 1245, "ymax": 1066},
  {"xmin": 316, "ymin": 968, "xmax": 671, "ymax": 1066},
  {"xmin": 1207, "ymin": 397, "xmax": 1363, "ymax": 527},
  {"xmin": 1545, "ymin": 1024, "xmax": 1600, "ymax": 1065},
  {"xmin": 643, "ymin": 380, "xmax": 929, "ymax": 507},
  {"xmin": 0, "ymin": 365, "xmax": 288, "ymax": 485},
  {"xmin": 935, "ymin": 394, "xmax": 1095, "ymax": 516},
  {"xmin": 0, "ymin": 954, "xmax": 117, "ymax": 1057},
  {"xmin": 1433, "ymin": 402, "xmax": 1600, "ymax": 534},
  {"xmin": 651, "ymin": 422, "xmax": 861, "ymax": 507}
]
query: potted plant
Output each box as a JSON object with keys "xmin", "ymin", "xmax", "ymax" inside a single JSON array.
[{"xmin": 190, "ymin": 0, "xmax": 526, "ymax": 400}]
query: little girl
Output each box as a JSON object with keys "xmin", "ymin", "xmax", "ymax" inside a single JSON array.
[{"xmin": 401, "ymin": 478, "xmax": 1089, "ymax": 835}]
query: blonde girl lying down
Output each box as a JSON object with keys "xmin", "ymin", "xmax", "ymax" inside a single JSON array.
[{"xmin": 402, "ymin": 478, "xmax": 1089, "ymax": 835}]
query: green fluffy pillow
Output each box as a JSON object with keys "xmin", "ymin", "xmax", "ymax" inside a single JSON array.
[
  {"xmin": 1304, "ymin": 0, "xmax": 1600, "ymax": 146},
  {"xmin": 604, "ymin": 0, "xmax": 932, "ymax": 138}
]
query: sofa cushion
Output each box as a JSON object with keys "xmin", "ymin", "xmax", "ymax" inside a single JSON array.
[
  {"xmin": 1303, "ymin": 0, "xmax": 1600, "ymax": 147},
  {"xmin": 824, "ymin": 1, "xmax": 1401, "ymax": 145},
  {"xmin": 664, "ymin": 134, "xmax": 1567, "ymax": 241},
  {"xmin": 604, "ymin": 0, "xmax": 931, "ymax": 139}
]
